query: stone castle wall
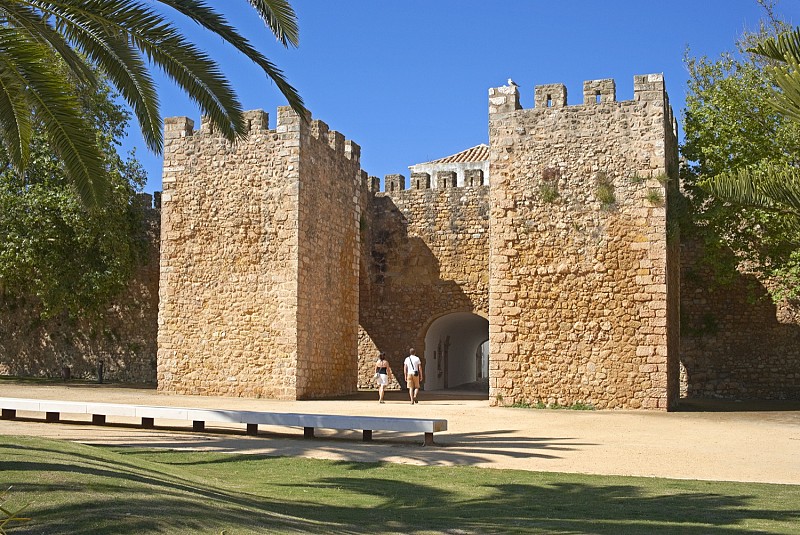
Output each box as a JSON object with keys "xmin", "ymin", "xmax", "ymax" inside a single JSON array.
[
  {"xmin": 5, "ymin": 72, "xmax": 798, "ymax": 407},
  {"xmin": 680, "ymin": 241, "xmax": 800, "ymax": 399},
  {"xmin": 157, "ymin": 108, "xmax": 361, "ymax": 399},
  {"xmin": 0, "ymin": 198, "xmax": 160, "ymax": 383},
  {"xmin": 487, "ymin": 75, "xmax": 680, "ymax": 409},
  {"xmin": 357, "ymin": 180, "xmax": 490, "ymax": 388},
  {"xmin": 158, "ymin": 110, "xmax": 299, "ymax": 398},
  {"xmin": 294, "ymin": 113, "xmax": 362, "ymax": 398}
]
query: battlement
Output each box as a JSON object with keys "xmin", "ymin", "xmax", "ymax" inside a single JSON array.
[
  {"xmin": 307, "ymin": 118, "xmax": 361, "ymax": 164},
  {"xmin": 164, "ymin": 110, "xmax": 272, "ymax": 140},
  {"xmin": 489, "ymin": 74, "xmax": 677, "ymax": 141},
  {"xmin": 490, "ymin": 73, "xmax": 670, "ymax": 113},
  {"xmin": 378, "ymin": 169, "xmax": 488, "ymax": 194},
  {"xmin": 164, "ymin": 107, "xmax": 362, "ymax": 165},
  {"xmin": 133, "ymin": 192, "xmax": 161, "ymax": 211}
]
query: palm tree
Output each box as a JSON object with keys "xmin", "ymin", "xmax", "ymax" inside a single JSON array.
[
  {"xmin": 0, "ymin": 0, "xmax": 305, "ymax": 206},
  {"xmin": 701, "ymin": 163, "xmax": 800, "ymax": 225},
  {"xmin": 703, "ymin": 27, "xmax": 800, "ymax": 226}
]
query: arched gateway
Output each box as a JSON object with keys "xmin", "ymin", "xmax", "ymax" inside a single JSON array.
[
  {"xmin": 423, "ymin": 312, "xmax": 489, "ymax": 391},
  {"xmin": 159, "ymin": 74, "xmax": 681, "ymax": 409}
]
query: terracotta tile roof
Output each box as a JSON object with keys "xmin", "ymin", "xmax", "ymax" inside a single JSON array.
[{"xmin": 417, "ymin": 144, "xmax": 489, "ymax": 165}]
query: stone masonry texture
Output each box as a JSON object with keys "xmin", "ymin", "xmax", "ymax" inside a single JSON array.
[
  {"xmin": 157, "ymin": 108, "xmax": 360, "ymax": 399},
  {"xmin": 680, "ymin": 241, "xmax": 800, "ymax": 399},
  {"xmin": 357, "ymin": 185, "xmax": 490, "ymax": 389},
  {"xmin": 487, "ymin": 75, "xmax": 681, "ymax": 409},
  {"xmin": 3, "ymin": 73, "xmax": 798, "ymax": 407},
  {"xmin": 0, "ymin": 198, "xmax": 160, "ymax": 383}
]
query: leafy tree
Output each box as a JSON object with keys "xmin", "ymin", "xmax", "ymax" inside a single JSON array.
[
  {"xmin": 0, "ymin": 65, "xmax": 149, "ymax": 319},
  {"xmin": 681, "ymin": 16, "xmax": 800, "ymax": 302},
  {"xmin": 704, "ymin": 26, "xmax": 800, "ymax": 227},
  {"xmin": 0, "ymin": 0, "xmax": 304, "ymax": 206}
]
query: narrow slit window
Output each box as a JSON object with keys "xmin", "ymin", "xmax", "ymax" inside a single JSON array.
[
  {"xmin": 546, "ymin": 95, "xmax": 552, "ymax": 107},
  {"xmin": 595, "ymin": 90, "xmax": 601, "ymax": 104}
]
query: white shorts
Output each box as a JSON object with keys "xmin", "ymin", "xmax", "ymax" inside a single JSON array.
[{"xmin": 376, "ymin": 373, "xmax": 389, "ymax": 386}]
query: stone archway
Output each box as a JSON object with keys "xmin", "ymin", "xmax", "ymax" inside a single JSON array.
[{"xmin": 423, "ymin": 312, "xmax": 489, "ymax": 391}]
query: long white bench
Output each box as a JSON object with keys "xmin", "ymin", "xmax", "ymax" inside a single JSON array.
[{"xmin": 0, "ymin": 397, "xmax": 447, "ymax": 446}]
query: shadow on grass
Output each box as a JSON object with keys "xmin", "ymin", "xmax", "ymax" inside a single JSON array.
[
  {"xmin": 2, "ymin": 440, "xmax": 798, "ymax": 534},
  {"xmin": 111, "ymin": 427, "xmax": 591, "ymax": 467}
]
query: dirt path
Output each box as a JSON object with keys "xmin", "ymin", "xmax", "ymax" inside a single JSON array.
[{"xmin": 1, "ymin": 383, "xmax": 798, "ymax": 484}]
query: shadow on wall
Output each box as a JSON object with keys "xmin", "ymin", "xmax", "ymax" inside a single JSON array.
[
  {"xmin": 0, "ymin": 281, "xmax": 158, "ymax": 384},
  {"xmin": 358, "ymin": 194, "xmax": 477, "ymax": 389},
  {"xmin": 680, "ymin": 240, "xmax": 800, "ymax": 401},
  {"xmin": 0, "ymin": 208, "xmax": 160, "ymax": 385}
]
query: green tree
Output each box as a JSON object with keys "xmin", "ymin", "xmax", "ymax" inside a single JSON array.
[
  {"xmin": 0, "ymin": 0, "xmax": 304, "ymax": 206},
  {"xmin": 704, "ymin": 26, "xmax": 800, "ymax": 226},
  {"xmin": 0, "ymin": 65, "xmax": 149, "ymax": 319},
  {"xmin": 682, "ymin": 16, "xmax": 800, "ymax": 302}
]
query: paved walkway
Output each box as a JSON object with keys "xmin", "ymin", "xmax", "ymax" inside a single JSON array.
[{"xmin": 1, "ymin": 382, "xmax": 798, "ymax": 485}]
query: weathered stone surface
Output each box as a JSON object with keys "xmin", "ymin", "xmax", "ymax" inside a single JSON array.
[
  {"xmin": 158, "ymin": 108, "xmax": 360, "ymax": 400},
  {"xmin": 680, "ymin": 241, "xmax": 800, "ymax": 400},
  {"xmin": 4, "ymin": 74, "xmax": 797, "ymax": 408},
  {"xmin": 356, "ymin": 185, "xmax": 490, "ymax": 389},
  {"xmin": 487, "ymin": 76, "xmax": 681, "ymax": 410}
]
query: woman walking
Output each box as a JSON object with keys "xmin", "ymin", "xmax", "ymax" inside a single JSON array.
[{"xmin": 375, "ymin": 352, "xmax": 393, "ymax": 403}]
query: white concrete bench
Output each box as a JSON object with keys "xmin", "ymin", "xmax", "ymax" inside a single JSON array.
[{"xmin": 0, "ymin": 397, "xmax": 447, "ymax": 446}]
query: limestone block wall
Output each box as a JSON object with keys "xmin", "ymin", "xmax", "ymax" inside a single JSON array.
[
  {"xmin": 488, "ymin": 75, "xmax": 680, "ymax": 410},
  {"xmin": 357, "ymin": 179, "xmax": 490, "ymax": 388},
  {"xmin": 0, "ymin": 199, "xmax": 160, "ymax": 383},
  {"xmin": 680, "ymin": 241, "xmax": 800, "ymax": 399},
  {"xmin": 158, "ymin": 110, "xmax": 299, "ymax": 398},
  {"xmin": 158, "ymin": 108, "xmax": 362, "ymax": 399},
  {"xmin": 294, "ymin": 114, "xmax": 362, "ymax": 398}
]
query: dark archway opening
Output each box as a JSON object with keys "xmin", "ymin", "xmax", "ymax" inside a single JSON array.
[{"xmin": 423, "ymin": 312, "xmax": 489, "ymax": 392}]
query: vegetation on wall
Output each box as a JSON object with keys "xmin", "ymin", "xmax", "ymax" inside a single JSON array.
[
  {"xmin": 594, "ymin": 170, "xmax": 616, "ymax": 209},
  {"xmin": 537, "ymin": 182, "xmax": 560, "ymax": 204}
]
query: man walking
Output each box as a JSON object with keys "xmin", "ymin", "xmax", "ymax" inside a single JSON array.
[{"xmin": 404, "ymin": 348, "xmax": 423, "ymax": 404}]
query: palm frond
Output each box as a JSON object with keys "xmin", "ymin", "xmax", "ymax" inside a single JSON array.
[
  {"xmin": 38, "ymin": 0, "xmax": 303, "ymax": 143},
  {"xmin": 702, "ymin": 164, "xmax": 800, "ymax": 220},
  {"xmin": 142, "ymin": 33, "xmax": 246, "ymax": 142},
  {"xmin": 0, "ymin": 0, "xmax": 96, "ymax": 85},
  {"xmin": 750, "ymin": 26, "xmax": 800, "ymax": 63},
  {"xmin": 764, "ymin": 56, "xmax": 800, "ymax": 124},
  {"xmin": 156, "ymin": 0, "xmax": 305, "ymax": 117},
  {"xmin": 246, "ymin": 0, "xmax": 300, "ymax": 47},
  {"xmin": 0, "ymin": 29, "xmax": 34, "ymax": 171},
  {"xmin": 3, "ymin": 33, "xmax": 108, "ymax": 205},
  {"xmin": 48, "ymin": 2, "xmax": 163, "ymax": 151},
  {"xmin": 748, "ymin": 27, "xmax": 800, "ymax": 124},
  {"xmin": 0, "ymin": 0, "xmax": 306, "ymax": 206}
]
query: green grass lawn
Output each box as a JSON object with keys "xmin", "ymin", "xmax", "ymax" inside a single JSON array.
[{"xmin": 1, "ymin": 436, "xmax": 798, "ymax": 534}]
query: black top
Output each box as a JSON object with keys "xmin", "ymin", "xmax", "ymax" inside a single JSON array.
[{"xmin": 377, "ymin": 367, "xmax": 387, "ymax": 374}]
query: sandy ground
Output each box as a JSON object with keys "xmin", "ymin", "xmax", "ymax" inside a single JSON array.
[{"xmin": 1, "ymin": 382, "xmax": 798, "ymax": 485}]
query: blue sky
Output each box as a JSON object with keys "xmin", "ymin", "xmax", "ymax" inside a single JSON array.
[{"xmin": 126, "ymin": 1, "xmax": 800, "ymax": 194}]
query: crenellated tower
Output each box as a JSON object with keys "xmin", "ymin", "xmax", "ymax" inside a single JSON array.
[
  {"xmin": 159, "ymin": 107, "xmax": 363, "ymax": 399},
  {"xmin": 488, "ymin": 74, "xmax": 680, "ymax": 409}
]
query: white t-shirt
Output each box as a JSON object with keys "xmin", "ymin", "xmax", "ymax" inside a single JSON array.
[{"xmin": 404, "ymin": 355, "xmax": 421, "ymax": 376}]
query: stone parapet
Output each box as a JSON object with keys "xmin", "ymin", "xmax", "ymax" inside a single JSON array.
[
  {"xmin": 158, "ymin": 107, "xmax": 361, "ymax": 399},
  {"xmin": 583, "ymin": 79, "xmax": 616, "ymax": 104},
  {"xmin": 488, "ymin": 74, "xmax": 680, "ymax": 410}
]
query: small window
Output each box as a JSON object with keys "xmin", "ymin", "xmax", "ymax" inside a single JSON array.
[
  {"xmin": 595, "ymin": 90, "xmax": 601, "ymax": 104},
  {"xmin": 546, "ymin": 95, "xmax": 553, "ymax": 107}
]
